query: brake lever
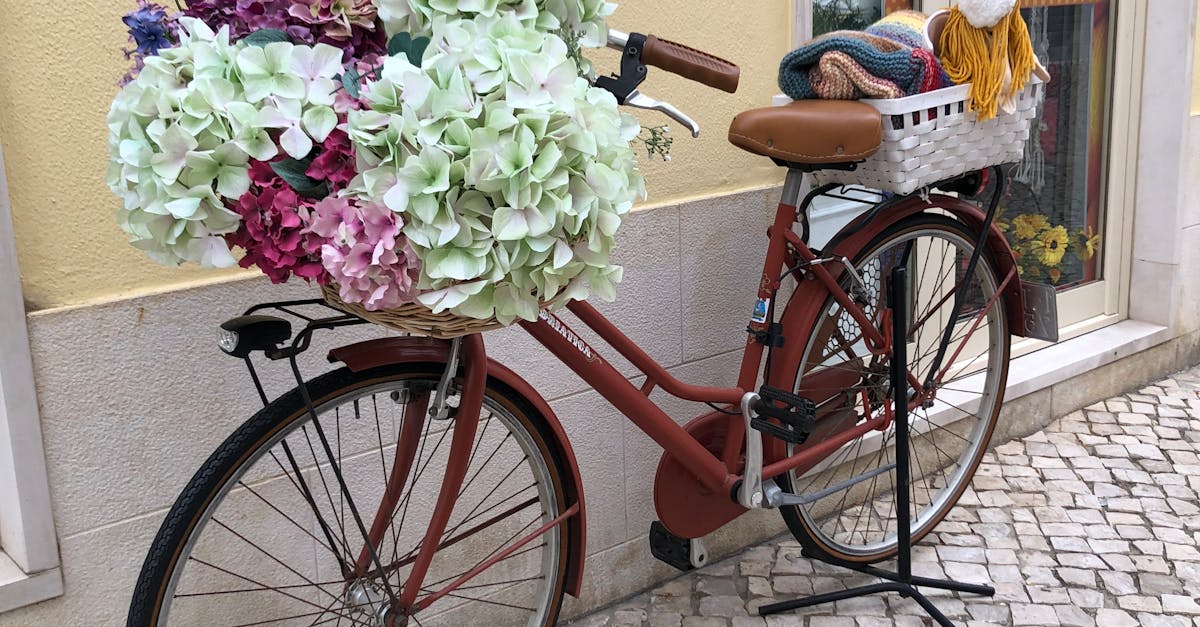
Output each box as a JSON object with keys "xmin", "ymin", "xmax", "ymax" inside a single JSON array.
[
  {"xmin": 607, "ymin": 29, "xmax": 631, "ymax": 50},
  {"xmin": 601, "ymin": 29, "xmax": 700, "ymax": 137},
  {"xmin": 625, "ymin": 90, "xmax": 701, "ymax": 138}
]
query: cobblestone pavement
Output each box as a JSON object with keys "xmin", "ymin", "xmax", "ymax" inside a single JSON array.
[{"xmin": 568, "ymin": 366, "xmax": 1200, "ymax": 626}]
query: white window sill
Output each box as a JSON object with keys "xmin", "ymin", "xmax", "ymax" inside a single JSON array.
[
  {"xmin": 1004, "ymin": 319, "xmax": 1172, "ymax": 401},
  {"xmin": 0, "ymin": 551, "xmax": 62, "ymax": 614}
]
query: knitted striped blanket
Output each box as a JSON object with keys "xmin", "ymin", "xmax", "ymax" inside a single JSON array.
[{"xmin": 779, "ymin": 20, "xmax": 951, "ymax": 100}]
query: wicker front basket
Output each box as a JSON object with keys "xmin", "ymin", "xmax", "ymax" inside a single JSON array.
[
  {"xmin": 805, "ymin": 78, "xmax": 1045, "ymax": 195},
  {"xmin": 321, "ymin": 284, "xmax": 508, "ymax": 339}
]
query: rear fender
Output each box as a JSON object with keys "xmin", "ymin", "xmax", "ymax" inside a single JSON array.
[{"xmin": 328, "ymin": 336, "xmax": 588, "ymax": 597}]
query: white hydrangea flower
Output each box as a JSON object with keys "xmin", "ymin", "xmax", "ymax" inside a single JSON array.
[
  {"xmin": 107, "ymin": 18, "xmax": 346, "ymax": 267},
  {"xmin": 374, "ymin": 0, "xmax": 614, "ymax": 47},
  {"xmin": 347, "ymin": 13, "xmax": 644, "ymax": 324}
]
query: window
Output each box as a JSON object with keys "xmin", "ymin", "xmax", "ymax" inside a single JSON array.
[{"xmin": 997, "ymin": 4, "xmax": 1111, "ymax": 290}]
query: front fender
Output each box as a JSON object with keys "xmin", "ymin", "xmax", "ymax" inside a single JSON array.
[{"xmin": 328, "ymin": 336, "xmax": 588, "ymax": 597}]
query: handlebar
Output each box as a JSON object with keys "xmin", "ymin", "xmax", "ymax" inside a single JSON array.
[
  {"xmin": 601, "ymin": 30, "xmax": 740, "ymax": 138},
  {"xmin": 642, "ymin": 36, "xmax": 741, "ymax": 94}
]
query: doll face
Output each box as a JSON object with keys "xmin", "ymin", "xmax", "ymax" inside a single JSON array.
[{"xmin": 957, "ymin": 0, "xmax": 1018, "ymax": 29}]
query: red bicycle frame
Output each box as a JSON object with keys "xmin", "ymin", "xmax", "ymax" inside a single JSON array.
[
  {"xmin": 336, "ymin": 170, "xmax": 1028, "ymax": 611},
  {"xmin": 517, "ymin": 179, "xmax": 895, "ymax": 499}
]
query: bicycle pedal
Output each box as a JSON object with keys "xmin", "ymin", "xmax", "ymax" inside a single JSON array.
[
  {"xmin": 649, "ymin": 521, "xmax": 708, "ymax": 572},
  {"xmin": 752, "ymin": 386, "xmax": 816, "ymax": 445}
]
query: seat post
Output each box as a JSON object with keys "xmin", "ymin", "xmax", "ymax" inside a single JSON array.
[{"xmin": 781, "ymin": 169, "xmax": 806, "ymax": 208}]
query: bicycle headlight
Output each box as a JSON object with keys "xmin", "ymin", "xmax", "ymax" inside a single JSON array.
[
  {"xmin": 217, "ymin": 315, "xmax": 292, "ymax": 358},
  {"xmin": 218, "ymin": 328, "xmax": 240, "ymax": 355}
]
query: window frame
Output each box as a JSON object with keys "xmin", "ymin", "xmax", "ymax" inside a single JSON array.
[{"xmin": 0, "ymin": 143, "xmax": 63, "ymax": 612}]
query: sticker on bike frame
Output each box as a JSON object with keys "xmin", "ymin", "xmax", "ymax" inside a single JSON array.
[
  {"xmin": 538, "ymin": 310, "xmax": 600, "ymax": 362},
  {"xmin": 751, "ymin": 298, "xmax": 770, "ymax": 324}
]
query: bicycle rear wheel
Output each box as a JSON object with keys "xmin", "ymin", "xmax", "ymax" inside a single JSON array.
[
  {"xmin": 780, "ymin": 214, "xmax": 1010, "ymax": 563},
  {"xmin": 128, "ymin": 363, "xmax": 572, "ymax": 627}
]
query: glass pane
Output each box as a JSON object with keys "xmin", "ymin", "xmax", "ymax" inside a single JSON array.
[
  {"xmin": 812, "ymin": 1, "xmax": 884, "ymax": 36},
  {"xmin": 989, "ymin": 3, "xmax": 1111, "ymax": 289}
]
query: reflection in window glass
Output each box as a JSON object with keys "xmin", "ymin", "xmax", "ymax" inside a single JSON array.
[
  {"xmin": 991, "ymin": 4, "xmax": 1111, "ymax": 289},
  {"xmin": 812, "ymin": 0, "xmax": 883, "ymax": 36}
]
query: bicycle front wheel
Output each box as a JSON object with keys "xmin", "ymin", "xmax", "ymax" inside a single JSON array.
[
  {"xmin": 780, "ymin": 214, "xmax": 1010, "ymax": 563},
  {"xmin": 128, "ymin": 363, "xmax": 572, "ymax": 627}
]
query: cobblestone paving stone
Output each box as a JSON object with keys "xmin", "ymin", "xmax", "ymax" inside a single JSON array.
[{"xmin": 566, "ymin": 366, "xmax": 1200, "ymax": 626}]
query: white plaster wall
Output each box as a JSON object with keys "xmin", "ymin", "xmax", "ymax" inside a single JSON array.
[
  {"xmin": 1129, "ymin": 0, "xmax": 1198, "ymax": 331},
  {"xmin": 1177, "ymin": 115, "xmax": 1200, "ymax": 337},
  {"xmin": 0, "ymin": 187, "xmax": 789, "ymax": 625}
]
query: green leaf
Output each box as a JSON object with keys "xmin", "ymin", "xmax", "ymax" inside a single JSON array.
[
  {"xmin": 387, "ymin": 32, "xmax": 412, "ymax": 57},
  {"xmin": 241, "ymin": 29, "xmax": 293, "ymax": 47},
  {"xmin": 387, "ymin": 33, "xmax": 430, "ymax": 66},
  {"xmin": 270, "ymin": 157, "xmax": 329, "ymax": 199},
  {"xmin": 339, "ymin": 69, "xmax": 361, "ymax": 99},
  {"xmin": 407, "ymin": 37, "xmax": 430, "ymax": 66}
]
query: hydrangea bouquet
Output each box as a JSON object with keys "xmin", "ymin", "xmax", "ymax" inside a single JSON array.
[{"xmin": 107, "ymin": 0, "xmax": 646, "ymax": 324}]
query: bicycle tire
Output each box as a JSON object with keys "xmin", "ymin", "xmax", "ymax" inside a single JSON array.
[
  {"xmin": 128, "ymin": 363, "xmax": 573, "ymax": 627},
  {"xmin": 779, "ymin": 214, "xmax": 1010, "ymax": 563}
]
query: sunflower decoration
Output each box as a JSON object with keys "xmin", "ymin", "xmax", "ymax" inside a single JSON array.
[
  {"xmin": 999, "ymin": 209, "xmax": 1101, "ymax": 285},
  {"xmin": 1031, "ymin": 225, "xmax": 1069, "ymax": 266},
  {"xmin": 1074, "ymin": 225, "xmax": 1101, "ymax": 261},
  {"xmin": 1011, "ymin": 213, "xmax": 1049, "ymax": 240}
]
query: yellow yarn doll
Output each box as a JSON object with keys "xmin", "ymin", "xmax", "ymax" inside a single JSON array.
[{"xmin": 937, "ymin": 0, "xmax": 1047, "ymax": 120}]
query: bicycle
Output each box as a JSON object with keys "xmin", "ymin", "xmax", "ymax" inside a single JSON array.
[{"xmin": 128, "ymin": 29, "xmax": 1054, "ymax": 627}]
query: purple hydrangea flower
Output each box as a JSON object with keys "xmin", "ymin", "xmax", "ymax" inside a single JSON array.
[
  {"xmin": 182, "ymin": 0, "xmax": 387, "ymax": 61},
  {"xmin": 119, "ymin": 1, "xmax": 179, "ymax": 85},
  {"xmin": 123, "ymin": 2, "xmax": 177, "ymax": 56}
]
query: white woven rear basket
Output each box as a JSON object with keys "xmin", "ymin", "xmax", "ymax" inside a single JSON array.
[{"xmin": 806, "ymin": 78, "xmax": 1044, "ymax": 195}]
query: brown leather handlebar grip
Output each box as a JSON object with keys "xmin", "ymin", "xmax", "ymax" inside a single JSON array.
[{"xmin": 642, "ymin": 35, "xmax": 740, "ymax": 94}]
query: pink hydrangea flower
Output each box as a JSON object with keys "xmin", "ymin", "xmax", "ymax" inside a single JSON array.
[
  {"xmin": 306, "ymin": 130, "xmax": 357, "ymax": 188},
  {"xmin": 225, "ymin": 130, "xmax": 367, "ymax": 285},
  {"xmin": 226, "ymin": 181, "xmax": 327, "ymax": 284},
  {"xmin": 309, "ymin": 197, "xmax": 421, "ymax": 311},
  {"xmin": 288, "ymin": 0, "xmax": 378, "ymax": 41}
]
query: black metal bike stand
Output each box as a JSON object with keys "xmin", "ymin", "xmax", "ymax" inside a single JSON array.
[{"xmin": 759, "ymin": 265, "xmax": 995, "ymax": 627}]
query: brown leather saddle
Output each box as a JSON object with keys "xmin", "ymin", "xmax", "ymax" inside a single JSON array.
[{"xmin": 727, "ymin": 100, "xmax": 883, "ymax": 169}]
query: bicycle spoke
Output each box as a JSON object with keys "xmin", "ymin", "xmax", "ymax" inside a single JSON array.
[
  {"xmin": 391, "ymin": 484, "xmax": 538, "ymax": 573},
  {"xmin": 337, "ymin": 406, "xmax": 347, "ymax": 547},
  {"xmin": 236, "ymin": 481, "xmax": 341, "ymax": 561},
  {"xmin": 188, "ymin": 556, "xmax": 344, "ymax": 615},
  {"xmin": 306, "ymin": 593, "xmax": 358, "ymax": 627},
  {"xmin": 210, "ymin": 517, "xmax": 339, "ymax": 601},
  {"xmin": 176, "ymin": 578, "xmax": 349, "ymax": 599},
  {"xmin": 419, "ymin": 529, "xmax": 544, "ymax": 593},
  {"xmin": 230, "ymin": 601, "xmax": 370, "ymax": 627},
  {"xmin": 272, "ymin": 445, "xmax": 356, "ymax": 571},
  {"xmin": 389, "ymin": 417, "xmax": 452, "ymax": 560},
  {"xmin": 438, "ymin": 459, "xmax": 531, "ymax": 545},
  {"xmin": 434, "ymin": 591, "xmax": 538, "ymax": 613},
  {"xmin": 301, "ymin": 425, "xmax": 354, "ymax": 563},
  {"xmin": 449, "ymin": 574, "xmax": 545, "ymax": 593}
]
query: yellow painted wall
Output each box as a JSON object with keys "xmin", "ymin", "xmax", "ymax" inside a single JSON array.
[{"xmin": 0, "ymin": 0, "xmax": 789, "ymax": 311}]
